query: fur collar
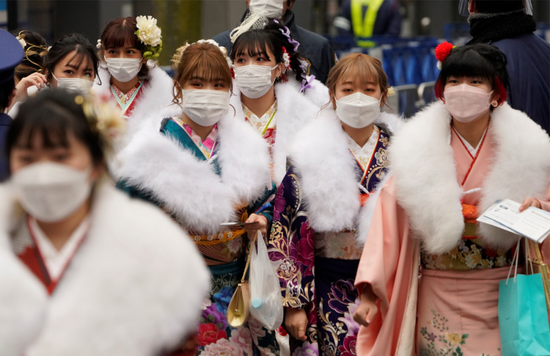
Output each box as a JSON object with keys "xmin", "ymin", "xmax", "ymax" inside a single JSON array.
[
  {"xmin": 288, "ymin": 107, "xmax": 401, "ymax": 235},
  {"xmin": 93, "ymin": 66, "xmax": 174, "ymax": 145},
  {"xmin": 115, "ymin": 105, "xmax": 272, "ymax": 234},
  {"xmin": 0, "ymin": 183, "xmax": 210, "ymax": 356},
  {"xmin": 230, "ymin": 77, "xmax": 323, "ymax": 183},
  {"xmin": 390, "ymin": 102, "xmax": 550, "ymax": 254}
]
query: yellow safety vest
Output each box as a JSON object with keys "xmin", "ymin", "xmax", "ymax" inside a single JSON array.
[{"xmin": 351, "ymin": 0, "xmax": 385, "ymax": 47}]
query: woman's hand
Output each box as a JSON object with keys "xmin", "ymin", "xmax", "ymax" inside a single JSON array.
[
  {"xmin": 519, "ymin": 197, "xmax": 542, "ymax": 212},
  {"xmin": 284, "ymin": 308, "xmax": 308, "ymax": 341},
  {"xmin": 13, "ymin": 72, "xmax": 47, "ymax": 104},
  {"xmin": 353, "ymin": 284, "xmax": 378, "ymax": 327},
  {"xmin": 245, "ymin": 213, "xmax": 268, "ymax": 240}
]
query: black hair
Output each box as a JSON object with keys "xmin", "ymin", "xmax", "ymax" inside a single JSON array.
[
  {"xmin": 5, "ymin": 89, "xmax": 104, "ymax": 171},
  {"xmin": 0, "ymin": 78, "xmax": 14, "ymax": 111},
  {"xmin": 230, "ymin": 19, "xmax": 306, "ymax": 84},
  {"xmin": 435, "ymin": 43, "xmax": 509, "ymax": 102},
  {"xmin": 43, "ymin": 33, "xmax": 98, "ymax": 83},
  {"xmin": 9, "ymin": 30, "xmax": 48, "ymax": 81}
]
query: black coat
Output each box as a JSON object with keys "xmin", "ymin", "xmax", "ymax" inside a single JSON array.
[{"xmin": 0, "ymin": 113, "xmax": 11, "ymax": 181}]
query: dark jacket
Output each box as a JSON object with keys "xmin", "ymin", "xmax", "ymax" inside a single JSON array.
[
  {"xmin": 213, "ymin": 10, "xmax": 336, "ymax": 84},
  {"xmin": 337, "ymin": 0, "xmax": 402, "ymax": 36},
  {"xmin": 0, "ymin": 113, "xmax": 11, "ymax": 181}
]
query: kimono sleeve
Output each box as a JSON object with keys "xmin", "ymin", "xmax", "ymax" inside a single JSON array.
[
  {"xmin": 267, "ymin": 165, "xmax": 315, "ymax": 310},
  {"xmin": 355, "ymin": 177, "xmax": 418, "ymax": 356}
]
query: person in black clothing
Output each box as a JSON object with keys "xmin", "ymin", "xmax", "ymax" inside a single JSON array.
[
  {"xmin": 0, "ymin": 29, "xmax": 24, "ymax": 181},
  {"xmin": 213, "ymin": 0, "xmax": 336, "ymax": 84},
  {"xmin": 461, "ymin": 0, "xmax": 550, "ymax": 133}
]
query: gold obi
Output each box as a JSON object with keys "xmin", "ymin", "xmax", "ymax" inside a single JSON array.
[
  {"xmin": 422, "ymin": 222, "xmax": 513, "ymax": 271},
  {"xmin": 189, "ymin": 203, "xmax": 248, "ymax": 246}
]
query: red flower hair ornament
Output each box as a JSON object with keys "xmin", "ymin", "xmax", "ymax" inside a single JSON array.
[{"xmin": 435, "ymin": 41, "xmax": 455, "ymax": 70}]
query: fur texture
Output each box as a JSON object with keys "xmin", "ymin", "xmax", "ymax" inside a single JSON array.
[
  {"xmin": 93, "ymin": 65, "xmax": 174, "ymax": 146},
  {"xmin": 230, "ymin": 76, "xmax": 323, "ymax": 184},
  {"xmin": 0, "ymin": 183, "xmax": 211, "ymax": 356},
  {"xmin": 0, "ymin": 185, "xmax": 47, "ymax": 356},
  {"xmin": 115, "ymin": 105, "xmax": 272, "ymax": 234},
  {"xmin": 390, "ymin": 102, "xmax": 550, "ymax": 254},
  {"xmin": 289, "ymin": 107, "xmax": 401, "ymax": 235}
]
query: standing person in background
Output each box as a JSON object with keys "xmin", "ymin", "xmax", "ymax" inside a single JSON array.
[
  {"xmin": 116, "ymin": 40, "xmax": 280, "ymax": 355},
  {"xmin": 10, "ymin": 30, "xmax": 48, "ymax": 84},
  {"xmin": 2, "ymin": 89, "xmax": 210, "ymax": 356},
  {"xmin": 95, "ymin": 16, "xmax": 173, "ymax": 145},
  {"xmin": 8, "ymin": 33, "xmax": 98, "ymax": 117},
  {"xmin": 230, "ymin": 18, "xmax": 328, "ymax": 184},
  {"xmin": 353, "ymin": 43, "xmax": 550, "ymax": 356},
  {"xmin": 268, "ymin": 53, "xmax": 401, "ymax": 355},
  {"xmin": 0, "ymin": 29, "xmax": 24, "ymax": 181},
  {"xmin": 213, "ymin": 0, "xmax": 336, "ymax": 84},
  {"xmin": 462, "ymin": 0, "xmax": 550, "ymax": 133},
  {"xmin": 334, "ymin": 0, "xmax": 402, "ymax": 39}
]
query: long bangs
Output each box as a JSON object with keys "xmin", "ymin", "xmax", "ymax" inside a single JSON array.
[
  {"xmin": 101, "ymin": 18, "xmax": 140, "ymax": 50},
  {"xmin": 182, "ymin": 49, "xmax": 232, "ymax": 88},
  {"xmin": 10, "ymin": 100, "xmax": 80, "ymax": 151},
  {"xmin": 231, "ymin": 31, "xmax": 272, "ymax": 62},
  {"xmin": 65, "ymin": 48, "xmax": 95, "ymax": 72},
  {"xmin": 338, "ymin": 56, "xmax": 381, "ymax": 86},
  {"xmin": 440, "ymin": 49, "xmax": 497, "ymax": 84}
]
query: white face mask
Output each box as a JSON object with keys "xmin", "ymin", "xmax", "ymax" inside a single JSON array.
[
  {"xmin": 52, "ymin": 73, "xmax": 93, "ymax": 94},
  {"xmin": 106, "ymin": 58, "xmax": 142, "ymax": 83},
  {"xmin": 249, "ymin": 0, "xmax": 284, "ymax": 19},
  {"xmin": 181, "ymin": 89, "xmax": 230, "ymax": 126},
  {"xmin": 12, "ymin": 162, "xmax": 93, "ymax": 223},
  {"xmin": 335, "ymin": 92, "xmax": 381, "ymax": 129},
  {"xmin": 234, "ymin": 64, "xmax": 278, "ymax": 99}
]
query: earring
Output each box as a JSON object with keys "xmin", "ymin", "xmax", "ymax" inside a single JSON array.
[{"xmin": 491, "ymin": 100, "xmax": 498, "ymax": 107}]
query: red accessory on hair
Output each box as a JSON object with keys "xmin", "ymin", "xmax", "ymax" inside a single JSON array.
[
  {"xmin": 435, "ymin": 41, "xmax": 455, "ymax": 62},
  {"xmin": 230, "ymin": 67, "xmax": 235, "ymax": 79}
]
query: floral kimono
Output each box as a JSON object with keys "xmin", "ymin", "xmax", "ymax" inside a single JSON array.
[
  {"xmin": 116, "ymin": 104, "xmax": 280, "ymax": 355},
  {"xmin": 355, "ymin": 102, "xmax": 550, "ymax": 356},
  {"xmin": 267, "ymin": 107, "xmax": 401, "ymax": 355}
]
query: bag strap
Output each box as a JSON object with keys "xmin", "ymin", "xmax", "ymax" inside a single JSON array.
[
  {"xmin": 240, "ymin": 232, "xmax": 259, "ymax": 284},
  {"xmin": 506, "ymin": 238, "xmax": 522, "ymax": 284}
]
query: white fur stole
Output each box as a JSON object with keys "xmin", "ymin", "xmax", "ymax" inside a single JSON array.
[{"xmin": 390, "ymin": 102, "xmax": 550, "ymax": 254}]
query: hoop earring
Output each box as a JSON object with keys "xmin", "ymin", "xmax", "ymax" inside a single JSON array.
[{"xmin": 491, "ymin": 100, "xmax": 498, "ymax": 107}]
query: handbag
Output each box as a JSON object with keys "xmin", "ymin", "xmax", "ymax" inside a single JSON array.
[
  {"xmin": 226, "ymin": 233, "xmax": 256, "ymax": 327},
  {"xmin": 249, "ymin": 230, "xmax": 284, "ymax": 330},
  {"xmin": 498, "ymin": 238, "xmax": 550, "ymax": 356},
  {"xmin": 526, "ymin": 239, "xmax": 550, "ymax": 309}
]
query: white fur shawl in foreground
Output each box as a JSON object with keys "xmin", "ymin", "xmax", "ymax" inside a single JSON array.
[
  {"xmin": 116, "ymin": 104, "xmax": 272, "ymax": 234},
  {"xmin": 0, "ymin": 183, "xmax": 210, "ymax": 356},
  {"xmin": 289, "ymin": 106, "xmax": 401, "ymax": 244},
  {"xmin": 230, "ymin": 76, "xmax": 324, "ymax": 184},
  {"xmin": 390, "ymin": 102, "xmax": 550, "ymax": 254}
]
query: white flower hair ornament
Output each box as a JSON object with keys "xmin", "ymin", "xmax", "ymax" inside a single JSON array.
[
  {"xmin": 135, "ymin": 15, "xmax": 162, "ymax": 60},
  {"xmin": 76, "ymin": 92, "xmax": 126, "ymax": 156},
  {"xmin": 96, "ymin": 39, "xmax": 101, "ymax": 49},
  {"xmin": 16, "ymin": 35, "xmax": 26, "ymax": 48},
  {"xmin": 281, "ymin": 46, "xmax": 290, "ymax": 71}
]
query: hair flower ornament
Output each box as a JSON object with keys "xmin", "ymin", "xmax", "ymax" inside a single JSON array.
[
  {"xmin": 281, "ymin": 46, "xmax": 290, "ymax": 70},
  {"xmin": 171, "ymin": 39, "xmax": 231, "ymax": 70},
  {"xmin": 135, "ymin": 15, "xmax": 162, "ymax": 60},
  {"xmin": 435, "ymin": 41, "xmax": 455, "ymax": 70},
  {"xmin": 96, "ymin": 39, "xmax": 101, "ymax": 49},
  {"xmin": 16, "ymin": 34, "xmax": 26, "ymax": 48}
]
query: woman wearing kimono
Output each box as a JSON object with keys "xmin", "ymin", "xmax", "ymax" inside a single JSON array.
[
  {"xmin": 115, "ymin": 40, "xmax": 280, "ymax": 355},
  {"xmin": 353, "ymin": 43, "xmax": 550, "ymax": 355},
  {"xmin": 267, "ymin": 53, "xmax": 401, "ymax": 355},
  {"xmin": 229, "ymin": 18, "xmax": 328, "ymax": 184},
  {"xmin": 1, "ymin": 89, "xmax": 210, "ymax": 356},
  {"xmin": 94, "ymin": 16, "xmax": 173, "ymax": 144}
]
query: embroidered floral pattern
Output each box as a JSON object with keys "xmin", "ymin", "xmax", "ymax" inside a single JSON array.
[
  {"xmin": 173, "ymin": 117, "xmax": 218, "ymax": 159},
  {"xmin": 243, "ymin": 102, "xmax": 277, "ymax": 147},
  {"xmin": 422, "ymin": 238, "xmax": 512, "ymax": 271},
  {"xmin": 419, "ymin": 310, "xmax": 471, "ymax": 356}
]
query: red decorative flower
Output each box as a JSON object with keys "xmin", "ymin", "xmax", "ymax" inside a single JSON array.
[
  {"xmin": 197, "ymin": 323, "xmax": 227, "ymax": 346},
  {"xmin": 338, "ymin": 335, "xmax": 357, "ymax": 356},
  {"xmin": 435, "ymin": 41, "xmax": 455, "ymax": 62},
  {"xmin": 230, "ymin": 67, "xmax": 235, "ymax": 79}
]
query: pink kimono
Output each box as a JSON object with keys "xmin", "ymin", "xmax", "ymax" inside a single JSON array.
[{"xmin": 355, "ymin": 102, "xmax": 550, "ymax": 356}]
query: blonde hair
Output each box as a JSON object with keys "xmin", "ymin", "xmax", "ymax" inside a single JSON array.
[{"xmin": 326, "ymin": 53, "xmax": 390, "ymax": 108}]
